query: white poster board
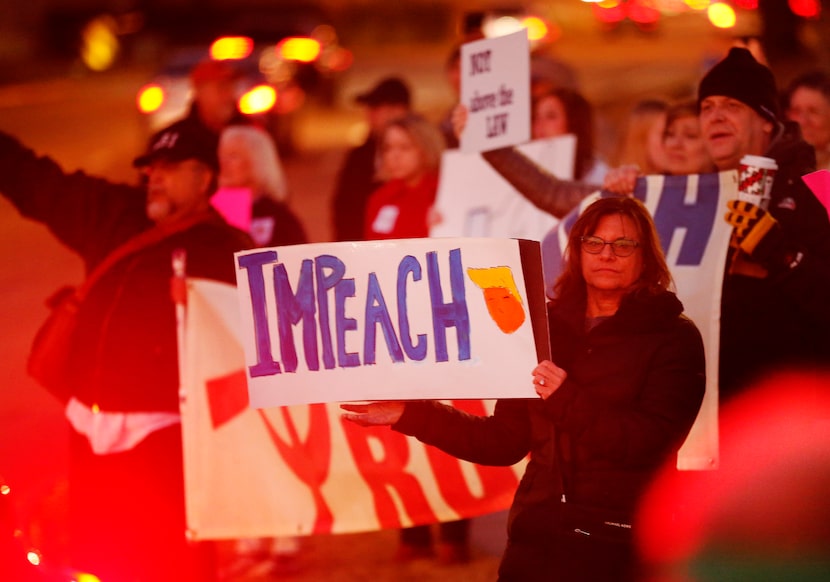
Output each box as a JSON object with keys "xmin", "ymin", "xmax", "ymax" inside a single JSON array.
[
  {"xmin": 460, "ymin": 29, "xmax": 530, "ymax": 153},
  {"xmin": 235, "ymin": 238, "xmax": 549, "ymax": 409},
  {"xmin": 431, "ymin": 134, "xmax": 576, "ymax": 241}
]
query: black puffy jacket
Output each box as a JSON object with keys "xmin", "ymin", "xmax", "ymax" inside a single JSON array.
[{"xmin": 393, "ymin": 289, "xmax": 704, "ymax": 561}]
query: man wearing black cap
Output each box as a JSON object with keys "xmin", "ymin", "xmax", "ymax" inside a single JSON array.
[
  {"xmin": 330, "ymin": 76, "xmax": 411, "ymax": 241},
  {"xmin": 697, "ymin": 47, "xmax": 830, "ymax": 402},
  {"xmin": 0, "ymin": 120, "xmax": 251, "ymax": 581}
]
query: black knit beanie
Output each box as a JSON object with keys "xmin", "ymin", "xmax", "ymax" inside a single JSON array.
[{"xmin": 698, "ymin": 47, "xmax": 779, "ymax": 122}]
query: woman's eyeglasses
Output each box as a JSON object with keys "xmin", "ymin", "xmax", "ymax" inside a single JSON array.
[{"xmin": 580, "ymin": 236, "xmax": 640, "ymax": 257}]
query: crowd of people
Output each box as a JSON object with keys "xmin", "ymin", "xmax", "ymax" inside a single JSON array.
[{"xmin": 2, "ymin": 28, "xmax": 830, "ymax": 582}]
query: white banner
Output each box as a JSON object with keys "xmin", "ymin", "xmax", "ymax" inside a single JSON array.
[{"xmin": 180, "ymin": 278, "xmax": 526, "ymax": 539}]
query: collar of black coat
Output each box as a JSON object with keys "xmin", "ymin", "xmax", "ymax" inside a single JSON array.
[
  {"xmin": 765, "ymin": 120, "xmax": 817, "ymax": 176},
  {"xmin": 548, "ymin": 289, "xmax": 684, "ymax": 336}
]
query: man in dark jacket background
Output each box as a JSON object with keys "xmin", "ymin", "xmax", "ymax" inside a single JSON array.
[
  {"xmin": 330, "ymin": 76, "xmax": 411, "ymax": 242},
  {"xmin": 0, "ymin": 119, "xmax": 251, "ymax": 581}
]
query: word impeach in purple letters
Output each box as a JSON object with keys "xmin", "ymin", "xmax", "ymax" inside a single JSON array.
[{"xmin": 238, "ymin": 249, "xmax": 472, "ymax": 378}]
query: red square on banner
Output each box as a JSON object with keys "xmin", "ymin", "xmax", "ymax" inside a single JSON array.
[{"xmin": 206, "ymin": 370, "xmax": 249, "ymax": 429}]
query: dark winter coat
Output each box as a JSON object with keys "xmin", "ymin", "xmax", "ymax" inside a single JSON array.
[
  {"xmin": 393, "ymin": 289, "xmax": 705, "ymax": 579},
  {"xmin": 331, "ymin": 137, "xmax": 382, "ymax": 242},
  {"xmin": 719, "ymin": 121, "xmax": 830, "ymax": 400},
  {"xmin": 251, "ymin": 196, "xmax": 307, "ymax": 248},
  {"xmin": 0, "ymin": 130, "xmax": 252, "ymax": 413}
]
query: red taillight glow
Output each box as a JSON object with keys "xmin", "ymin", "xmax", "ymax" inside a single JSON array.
[
  {"xmin": 210, "ymin": 36, "xmax": 254, "ymax": 60},
  {"xmin": 277, "ymin": 37, "xmax": 322, "ymax": 63},
  {"xmin": 137, "ymin": 84, "xmax": 165, "ymax": 114},
  {"xmin": 789, "ymin": 0, "xmax": 821, "ymax": 18},
  {"xmin": 238, "ymin": 85, "xmax": 277, "ymax": 115},
  {"xmin": 323, "ymin": 46, "xmax": 353, "ymax": 73},
  {"xmin": 275, "ymin": 85, "xmax": 305, "ymax": 114},
  {"xmin": 593, "ymin": 2, "xmax": 626, "ymax": 24},
  {"xmin": 629, "ymin": 0, "xmax": 661, "ymax": 25}
]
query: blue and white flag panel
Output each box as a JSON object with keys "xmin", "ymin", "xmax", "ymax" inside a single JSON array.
[{"xmin": 542, "ymin": 171, "xmax": 738, "ymax": 469}]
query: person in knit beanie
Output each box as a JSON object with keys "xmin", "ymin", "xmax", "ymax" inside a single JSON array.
[
  {"xmin": 699, "ymin": 46, "xmax": 780, "ymax": 124},
  {"xmin": 697, "ymin": 47, "xmax": 782, "ymax": 171},
  {"xmin": 696, "ymin": 46, "xmax": 830, "ymax": 405}
]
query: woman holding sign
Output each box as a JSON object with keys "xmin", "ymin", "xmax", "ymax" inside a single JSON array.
[{"xmin": 343, "ymin": 196, "xmax": 705, "ymax": 581}]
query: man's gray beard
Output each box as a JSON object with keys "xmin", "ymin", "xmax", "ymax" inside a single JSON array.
[{"xmin": 146, "ymin": 198, "xmax": 172, "ymax": 223}]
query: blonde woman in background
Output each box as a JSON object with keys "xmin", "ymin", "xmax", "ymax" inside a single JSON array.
[
  {"xmin": 364, "ymin": 113, "xmax": 446, "ymax": 240},
  {"xmin": 602, "ymin": 99, "xmax": 715, "ymax": 194},
  {"xmin": 612, "ymin": 98, "xmax": 670, "ymax": 175}
]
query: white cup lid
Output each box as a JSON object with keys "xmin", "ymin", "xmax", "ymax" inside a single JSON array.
[{"xmin": 740, "ymin": 154, "xmax": 778, "ymax": 170}]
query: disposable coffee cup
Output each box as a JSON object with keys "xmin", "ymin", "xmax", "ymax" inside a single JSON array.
[{"xmin": 738, "ymin": 154, "xmax": 778, "ymax": 210}]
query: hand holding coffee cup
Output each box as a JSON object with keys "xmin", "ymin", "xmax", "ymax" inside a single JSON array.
[
  {"xmin": 728, "ymin": 155, "xmax": 779, "ymax": 278},
  {"xmin": 738, "ymin": 154, "xmax": 778, "ymax": 210}
]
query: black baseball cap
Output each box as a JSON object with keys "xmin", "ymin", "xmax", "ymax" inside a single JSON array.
[
  {"xmin": 355, "ymin": 77, "xmax": 411, "ymax": 107},
  {"xmin": 133, "ymin": 119, "xmax": 219, "ymax": 171}
]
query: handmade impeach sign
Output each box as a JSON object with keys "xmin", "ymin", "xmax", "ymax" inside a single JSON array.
[
  {"xmin": 234, "ymin": 238, "xmax": 549, "ymax": 408},
  {"xmin": 460, "ymin": 29, "xmax": 530, "ymax": 153}
]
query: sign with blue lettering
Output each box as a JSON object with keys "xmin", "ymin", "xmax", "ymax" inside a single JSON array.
[
  {"xmin": 235, "ymin": 238, "xmax": 549, "ymax": 408},
  {"xmin": 460, "ymin": 29, "xmax": 530, "ymax": 153}
]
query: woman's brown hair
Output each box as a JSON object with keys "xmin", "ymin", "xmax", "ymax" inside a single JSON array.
[{"xmin": 552, "ymin": 196, "xmax": 673, "ymax": 304}]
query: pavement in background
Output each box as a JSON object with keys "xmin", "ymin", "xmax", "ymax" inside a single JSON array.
[{"xmin": 223, "ymin": 511, "xmax": 508, "ymax": 582}]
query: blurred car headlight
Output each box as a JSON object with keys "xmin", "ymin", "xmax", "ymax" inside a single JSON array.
[
  {"xmin": 210, "ymin": 36, "xmax": 254, "ymax": 61},
  {"xmin": 239, "ymin": 84, "xmax": 277, "ymax": 115},
  {"xmin": 277, "ymin": 37, "xmax": 321, "ymax": 63},
  {"xmin": 136, "ymin": 83, "xmax": 165, "ymax": 114}
]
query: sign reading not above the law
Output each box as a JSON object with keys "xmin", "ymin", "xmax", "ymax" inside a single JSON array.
[
  {"xmin": 235, "ymin": 238, "xmax": 549, "ymax": 408},
  {"xmin": 460, "ymin": 29, "xmax": 531, "ymax": 153}
]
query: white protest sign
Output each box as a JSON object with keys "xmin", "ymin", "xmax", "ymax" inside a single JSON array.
[
  {"xmin": 431, "ymin": 134, "xmax": 576, "ymax": 241},
  {"xmin": 235, "ymin": 238, "xmax": 549, "ymax": 409},
  {"xmin": 460, "ymin": 29, "xmax": 530, "ymax": 153}
]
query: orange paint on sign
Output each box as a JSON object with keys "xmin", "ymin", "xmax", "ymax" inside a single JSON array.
[
  {"xmin": 482, "ymin": 287, "xmax": 525, "ymax": 333},
  {"xmin": 467, "ymin": 266, "xmax": 526, "ymax": 334}
]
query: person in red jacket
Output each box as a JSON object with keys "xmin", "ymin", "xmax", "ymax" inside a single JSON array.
[{"xmin": 363, "ymin": 113, "xmax": 445, "ymax": 240}]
